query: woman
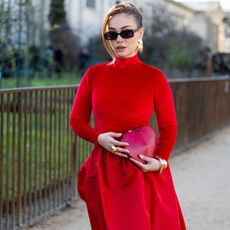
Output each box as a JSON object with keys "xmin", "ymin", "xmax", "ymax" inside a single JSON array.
[{"xmin": 70, "ymin": 2, "xmax": 186, "ymax": 230}]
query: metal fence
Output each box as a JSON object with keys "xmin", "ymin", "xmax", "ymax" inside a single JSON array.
[
  {"xmin": 0, "ymin": 86, "xmax": 93, "ymax": 230},
  {"xmin": 0, "ymin": 76, "xmax": 230, "ymax": 229},
  {"xmin": 170, "ymin": 77, "xmax": 230, "ymax": 151}
]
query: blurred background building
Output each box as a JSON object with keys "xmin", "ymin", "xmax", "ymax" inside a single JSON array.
[
  {"xmin": 1, "ymin": 0, "xmax": 228, "ymax": 52},
  {"xmin": 67, "ymin": 0, "xmax": 230, "ymax": 53},
  {"xmin": 0, "ymin": 0, "xmax": 229, "ymax": 83}
]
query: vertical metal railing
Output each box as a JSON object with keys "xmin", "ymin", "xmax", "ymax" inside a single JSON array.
[
  {"xmin": 169, "ymin": 77, "xmax": 230, "ymax": 150},
  {"xmin": 0, "ymin": 86, "xmax": 94, "ymax": 230}
]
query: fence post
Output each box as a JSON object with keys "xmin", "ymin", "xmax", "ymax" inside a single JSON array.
[{"xmin": 70, "ymin": 140, "xmax": 77, "ymax": 203}]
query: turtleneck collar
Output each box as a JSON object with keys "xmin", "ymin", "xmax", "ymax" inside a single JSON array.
[{"xmin": 111, "ymin": 54, "xmax": 142, "ymax": 69}]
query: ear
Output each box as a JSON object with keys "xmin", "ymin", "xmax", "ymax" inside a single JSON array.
[{"xmin": 138, "ymin": 27, "xmax": 144, "ymax": 40}]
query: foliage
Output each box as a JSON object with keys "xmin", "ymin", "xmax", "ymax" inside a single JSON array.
[
  {"xmin": 165, "ymin": 29, "xmax": 203, "ymax": 71},
  {"xmin": 88, "ymin": 36, "xmax": 111, "ymax": 65},
  {"xmin": 49, "ymin": 27, "xmax": 81, "ymax": 69},
  {"xmin": 166, "ymin": 42, "xmax": 194, "ymax": 71},
  {"xmin": 48, "ymin": 0, "xmax": 67, "ymax": 27},
  {"xmin": 48, "ymin": 0, "xmax": 80, "ymax": 71},
  {"xmin": 141, "ymin": 4, "xmax": 206, "ymax": 76}
]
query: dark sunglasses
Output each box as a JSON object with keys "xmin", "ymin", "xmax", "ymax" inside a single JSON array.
[{"xmin": 104, "ymin": 28, "xmax": 140, "ymax": 40}]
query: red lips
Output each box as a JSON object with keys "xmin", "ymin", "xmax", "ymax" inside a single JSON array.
[{"xmin": 116, "ymin": 46, "xmax": 126, "ymax": 51}]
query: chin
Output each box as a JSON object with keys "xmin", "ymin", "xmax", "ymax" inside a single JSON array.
[
  {"xmin": 116, "ymin": 53, "xmax": 128, "ymax": 58},
  {"xmin": 115, "ymin": 52, "xmax": 136, "ymax": 59}
]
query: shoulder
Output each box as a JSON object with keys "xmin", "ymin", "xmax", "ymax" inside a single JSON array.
[
  {"xmin": 87, "ymin": 61, "xmax": 111, "ymax": 74},
  {"xmin": 141, "ymin": 62, "xmax": 164, "ymax": 76},
  {"xmin": 82, "ymin": 61, "xmax": 110, "ymax": 88},
  {"xmin": 141, "ymin": 62, "xmax": 167, "ymax": 83}
]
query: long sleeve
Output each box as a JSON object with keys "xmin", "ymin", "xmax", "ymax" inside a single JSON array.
[
  {"xmin": 75, "ymin": 56, "xmax": 187, "ymax": 230},
  {"xmin": 154, "ymin": 74, "xmax": 177, "ymax": 161},
  {"xmin": 69, "ymin": 69, "xmax": 100, "ymax": 144}
]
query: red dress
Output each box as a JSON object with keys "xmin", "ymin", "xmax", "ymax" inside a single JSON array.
[{"xmin": 70, "ymin": 54, "xmax": 186, "ymax": 230}]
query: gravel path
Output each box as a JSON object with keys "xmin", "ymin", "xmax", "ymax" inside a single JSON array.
[{"xmin": 22, "ymin": 126, "xmax": 230, "ymax": 230}]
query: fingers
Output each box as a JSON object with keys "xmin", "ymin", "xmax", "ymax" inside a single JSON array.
[
  {"xmin": 108, "ymin": 133, "xmax": 130, "ymax": 156},
  {"xmin": 129, "ymin": 158, "xmax": 143, "ymax": 166},
  {"xmin": 106, "ymin": 132, "xmax": 130, "ymax": 146},
  {"xmin": 109, "ymin": 142, "xmax": 130, "ymax": 158},
  {"xmin": 106, "ymin": 132, "xmax": 128, "ymax": 144},
  {"xmin": 129, "ymin": 155, "xmax": 156, "ymax": 172},
  {"xmin": 99, "ymin": 132, "xmax": 130, "ymax": 158},
  {"xmin": 116, "ymin": 146, "xmax": 130, "ymax": 155},
  {"xmin": 109, "ymin": 133, "xmax": 129, "ymax": 147},
  {"xmin": 138, "ymin": 154, "xmax": 154, "ymax": 163},
  {"xmin": 113, "ymin": 151, "xmax": 129, "ymax": 158},
  {"xmin": 110, "ymin": 145, "xmax": 129, "ymax": 158},
  {"xmin": 113, "ymin": 140, "xmax": 129, "ymax": 147},
  {"xmin": 109, "ymin": 132, "xmax": 122, "ymax": 138},
  {"xmin": 129, "ymin": 158, "xmax": 148, "ymax": 172}
]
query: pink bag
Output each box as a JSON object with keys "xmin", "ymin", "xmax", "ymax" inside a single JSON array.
[{"xmin": 121, "ymin": 126, "xmax": 158, "ymax": 163}]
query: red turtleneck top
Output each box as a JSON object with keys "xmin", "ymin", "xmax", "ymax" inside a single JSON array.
[
  {"xmin": 70, "ymin": 54, "xmax": 177, "ymax": 160},
  {"xmin": 69, "ymin": 54, "xmax": 186, "ymax": 230}
]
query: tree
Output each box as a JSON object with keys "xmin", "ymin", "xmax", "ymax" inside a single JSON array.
[
  {"xmin": 141, "ymin": 4, "xmax": 205, "ymax": 77},
  {"xmin": 48, "ymin": 0, "xmax": 80, "ymax": 72},
  {"xmin": 48, "ymin": 0, "xmax": 66, "ymax": 27}
]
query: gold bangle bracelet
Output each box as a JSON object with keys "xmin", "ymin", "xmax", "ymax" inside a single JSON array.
[{"xmin": 156, "ymin": 157, "xmax": 168, "ymax": 174}]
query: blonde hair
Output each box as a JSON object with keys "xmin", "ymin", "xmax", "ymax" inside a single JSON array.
[{"xmin": 102, "ymin": 2, "xmax": 143, "ymax": 58}]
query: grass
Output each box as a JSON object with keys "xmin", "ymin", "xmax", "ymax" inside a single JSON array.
[{"xmin": 0, "ymin": 72, "xmax": 82, "ymax": 89}]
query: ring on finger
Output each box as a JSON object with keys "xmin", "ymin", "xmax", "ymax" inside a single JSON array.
[{"xmin": 111, "ymin": 145, "xmax": 118, "ymax": 153}]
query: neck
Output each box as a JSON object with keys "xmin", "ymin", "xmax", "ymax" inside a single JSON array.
[{"xmin": 112, "ymin": 54, "xmax": 142, "ymax": 69}]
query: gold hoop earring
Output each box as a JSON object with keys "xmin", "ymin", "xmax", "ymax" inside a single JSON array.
[{"xmin": 137, "ymin": 39, "xmax": 143, "ymax": 53}]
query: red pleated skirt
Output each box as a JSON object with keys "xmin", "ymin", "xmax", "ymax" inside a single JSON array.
[{"xmin": 78, "ymin": 144, "xmax": 186, "ymax": 230}]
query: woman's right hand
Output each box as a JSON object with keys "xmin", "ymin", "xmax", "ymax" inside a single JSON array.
[{"xmin": 97, "ymin": 132, "xmax": 130, "ymax": 158}]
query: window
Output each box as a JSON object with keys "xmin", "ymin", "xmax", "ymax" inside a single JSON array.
[{"xmin": 86, "ymin": 0, "xmax": 95, "ymax": 8}]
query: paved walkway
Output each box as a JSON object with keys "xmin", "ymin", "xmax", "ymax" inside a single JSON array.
[{"xmin": 23, "ymin": 126, "xmax": 230, "ymax": 230}]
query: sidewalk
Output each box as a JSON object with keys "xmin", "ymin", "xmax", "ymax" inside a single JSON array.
[{"xmin": 22, "ymin": 126, "xmax": 230, "ymax": 230}]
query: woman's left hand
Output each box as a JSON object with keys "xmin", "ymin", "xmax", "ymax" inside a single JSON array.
[{"xmin": 129, "ymin": 155, "xmax": 160, "ymax": 172}]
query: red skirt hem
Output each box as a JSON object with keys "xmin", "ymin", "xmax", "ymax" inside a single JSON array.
[{"xmin": 78, "ymin": 145, "xmax": 186, "ymax": 230}]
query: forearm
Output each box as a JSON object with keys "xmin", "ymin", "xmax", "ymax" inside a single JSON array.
[
  {"xmin": 154, "ymin": 73, "xmax": 178, "ymax": 161},
  {"xmin": 69, "ymin": 117, "xmax": 100, "ymax": 144},
  {"xmin": 155, "ymin": 124, "xmax": 177, "ymax": 161}
]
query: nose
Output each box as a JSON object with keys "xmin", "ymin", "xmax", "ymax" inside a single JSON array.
[{"xmin": 116, "ymin": 34, "xmax": 124, "ymax": 42}]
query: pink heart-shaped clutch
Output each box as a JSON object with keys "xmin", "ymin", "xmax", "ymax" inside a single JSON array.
[{"xmin": 121, "ymin": 126, "xmax": 157, "ymax": 163}]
